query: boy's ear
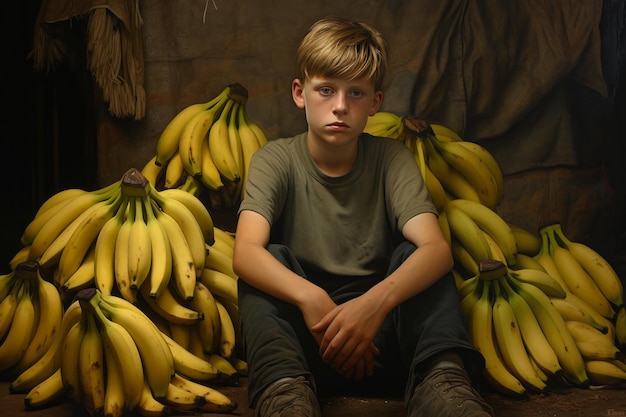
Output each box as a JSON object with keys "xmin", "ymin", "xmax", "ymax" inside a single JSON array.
[
  {"xmin": 292, "ymin": 79, "xmax": 305, "ymax": 109},
  {"xmin": 369, "ymin": 90, "xmax": 384, "ymax": 116}
]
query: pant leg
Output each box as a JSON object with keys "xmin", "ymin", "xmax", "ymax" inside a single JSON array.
[
  {"xmin": 388, "ymin": 242, "xmax": 486, "ymax": 403},
  {"xmin": 238, "ymin": 244, "xmax": 321, "ymax": 407}
]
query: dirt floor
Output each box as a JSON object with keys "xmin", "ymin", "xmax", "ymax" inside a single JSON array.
[{"xmin": 2, "ymin": 376, "xmax": 625, "ymax": 417}]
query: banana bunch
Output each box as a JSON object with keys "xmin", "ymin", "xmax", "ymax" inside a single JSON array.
[
  {"xmin": 18, "ymin": 288, "xmax": 237, "ymax": 415},
  {"xmin": 143, "ymin": 82, "xmax": 268, "ymax": 209},
  {"xmin": 364, "ymin": 112, "xmax": 504, "ymax": 211},
  {"xmin": 534, "ymin": 223, "xmax": 623, "ymax": 321},
  {"xmin": 461, "ymin": 260, "xmax": 591, "ymax": 396},
  {"xmin": 0, "ymin": 261, "xmax": 64, "ymax": 377}
]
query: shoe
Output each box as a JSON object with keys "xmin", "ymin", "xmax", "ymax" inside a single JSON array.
[
  {"xmin": 255, "ymin": 376, "xmax": 322, "ymax": 417},
  {"xmin": 408, "ymin": 364, "xmax": 494, "ymax": 417}
]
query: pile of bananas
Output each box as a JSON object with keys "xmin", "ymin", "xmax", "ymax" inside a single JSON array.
[
  {"xmin": 364, "ymin": 112, "xmax": 504, "ymax": 212},
  {"xmin": 365, "ymin": 112, "xmax": 626, "ymax": 393},
  {"xmin": 13, "ymin": 288, "xmax": 236, "ymax": 416},
  {"xmin": 141, "ymin": 83, "xmax": 268, "ymax": 208},
  {"xmin": 0, "ymin": 261, "xmax": 63, "ymax": 377}
]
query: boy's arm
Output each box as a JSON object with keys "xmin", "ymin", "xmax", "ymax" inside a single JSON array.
[
  {"xmin": 232, "ymin": 209, "xmax": 337, "ymax": 342},
  {"xmin": 313, "ymin": 211, "xmax": 453, "ymax": 377}
]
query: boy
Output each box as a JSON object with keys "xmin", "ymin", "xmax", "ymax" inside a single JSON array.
[{"xmin": 232, "ymin": 16, "xmax": 494, "ymax": 417}]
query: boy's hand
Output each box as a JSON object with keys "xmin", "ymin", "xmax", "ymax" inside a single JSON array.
[{"xmin": 311, "ymin": 295, "xmax": 384, "ymax": 380}]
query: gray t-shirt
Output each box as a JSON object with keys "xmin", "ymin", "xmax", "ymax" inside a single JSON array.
[{"xmin": 238, "ymin": 132, "xmax": 436, "ymax": 279}]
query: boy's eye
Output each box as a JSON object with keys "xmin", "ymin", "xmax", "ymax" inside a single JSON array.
[
  {"xmin": 351, "ymin": 90, "xmax": 363, "ymax": 97},
  {"xmin": 319, "ymin": 87, "xmax": 332, "ymax": 95}
]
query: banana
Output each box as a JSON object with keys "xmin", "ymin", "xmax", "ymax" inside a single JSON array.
[
  {"xmin": 238, "ymin": 103, "xmax": 264, "ymax": 200},
  {"xmin": 156, "ymin": 186, "xmax": 215, "ymax": 245},
  {"xmin": 214, "ymin": 226, "xmax": 235, "ymax": 249},
  {"xmin": 244, "ymin": 109, "xmax": 268, "ymax": 146},
  {"xmin": 585, "ymin": 359, "xmax": 626, "ymax": 386},
  {"xmin": 216, "ymin": 298, "xmax": 236, "ymax": 358},
  {"xmin": 199, "ymin": 133, "xmax": 225, "ymax": 190},
  {"xmin": 450, "ymin": 238, "xmax": 479, "ymax": 277},
  {"xmin": 92, "ymin": 300, "xmax": 145, "ymax": 413},
  {"xmin": 511, "ymin": 253, "xmax": 546, "ymax": 272},
  {"xmin": 62, "ymin": 245, "xmax": 96, "ymax": 294},
  {"xmin": 9, "ymin": 300, "xmax": 82, "ymax": 393},
  {"xmin": 57, "ymin": 192, "xmax": 123, "ymax": 287},
  {"xmin": 427, "ymin": 136, "xmax": 500, "ymax": 210},
  {"xmin": 112, "ymin": 198, "xmax": 136, "ymax": 302},
  {"xmin": 466, "ymin": 281, "xmax": 527, "ymax": 396},
  {"xmin": 141, "ymin": 155, "xmax": 165, "ymax": 187},
  {"xmin": 547, "ymin": 227, "xmax": 615, "ymax": 319},
  {"xmin": 139, "ymin": 282, "xmax": 203, "ymax": 325},
  {"xmin": 206, "ymin": 352, "xmax": 238, "ymax": 377},
  {"xmin": 8, "ymin": 245, "xmax": 32, "ymax": 272},
  {"xmin": 0, "ymin": 280, "xmax": 36, "ymax": 372},
  {"xmin": 78, "ymin": 312, "xmax": 106, "ymax": 416},
  {"xmin": 163, "ymin": 150, "xmax": 185, "ymax": 189},
  {"xmin": 11, "ymin": 275, "xmax": 64, "ymax": 374},
  {"xmin": 534, "ymin": 226, "xmax": 570, "ymax": 291},
  {"xmin": 446, "ymin": 203, "xmax": 492, "ymax": 265},
  {"xmin": 168, "ymin": 321, "xmax": 192, "ymax": 351},
  {"xmin": 170, "ymin": 372, "xmax": 237, "ymax": 413},
  {"xmin": 150, "ymin": 200, "xmax": 197, "ymax": 302},
  {"xmin": 509, "ymin": 224, "xmax": 541, "ymax": 257},
  {"xmin": 430, "ymin": 123, "xmax": 463, "ymax": 142},
  {"xmin": 565, "ymin": 320, "xmax": 621, "ymax": 360},
  {"xmin": 204, "ymin": 244, "xmax": 237, "ymax": 280},
  {"xmin": 60, "ymin": 320, "xmax": 86, "ymax": 404},
  {"xmin": 137, "ymin": 378, "xmax": 170, "ymax": 417},
  {"xmin": 491, "ymin": 282, "xmax": 547, "ymax": 392},
  {"xmin": 92, "ymin": 196, "xmax": 129, "ymax": 297},
  {"xmin": 102, "ymin": 326, "xmax": 127, "ymax": 417},
  {"xmin": 141, "ymin": 195, "xmax": 172, "ymax": 299},
  {"xmin": 364, "ymin": 111, "xmax": 402, "ymax": 136},
  {"xmin": 550, "ymin": 296, "xmax": 610, "ymax": 334},
  {"xmin": 150, "ymin": 191, "xmax": 207, "ymax": 275},
  {"xmin": 559, "ymin": 291, "xmax": 615, "ymax": 339},
  {"xmin": 210, "ymin": 233, "xmax": 235, "ymax": 261},
  {"xmin": 128, "ymin": 197, "xmax": 152, "ymax": 290},
  {"xmin": 507, "ymin": 268, "xmax": 566, "ymax": 299},
  {"xmin": 160, "ymin": 331, "xmax": 221, "ymax": 382},
  {"xmin": 23, "ymin": 368, "xmax": 65, "ymax": 410},
  {"xmin": 227, "ymin": 101, "xmax": 245, "ymax": 180},
  {"xmin": 229, "ymin": 356, "xmax": 249, "ymax": 376},
  {"xmin": 163, "ymin": 376, "xmax": 206, "ymax": 410},
  {"xmin": 453, "ymin": 140, "xmax": 504, "ymax": 202},
  {"xmin": 27, "ymin": 182, "xmax": 121, "ymax": 260},
  {"xmin": 200, "ymin": 267, "xmax": 238, "ymax": 305},
  {"xmin": 208, "ymin": 98, "xmax": 241, "ymax": 183},
  {"xmin": 507, "ymin": 274, "xmax": 589, "ymax": 386},
  {"xmin": 616, "ymin": 307, "xmax": 626, "ymax": 348},
  {"xmin": 414, "ymin": 136, "xmax": 448, "ymax": 212},
  {"xmin": 482, "ymin": 230, "xmax": 507, "ymax": 265},
  {"xmin": 0, "ymin": 277, "xmax": 21, "ymax": 342},
  {"xmin": 447, "ymin": 198, "xmax": 517, "ymax": 266},
  {"xmin": 98, "ymin": 292, "xmax": 175, "ymax": 399},
  {"xmin": 552, "ymin": 223, "xmax": 624, "ymax": 309},
  {"xmin": 188, "ymin": 281, "xmax": 221, "ymax": 354},
  {"xmin": 424, "ymin": 138, "xmax": 482, "ymax": 204},
  {"xmin": 499, "ymin": 277, "xmax": 561, "ymax": 376},
  {"xmin": 155, "ymin": 88, "xmax": 231, "ymax": 167}
]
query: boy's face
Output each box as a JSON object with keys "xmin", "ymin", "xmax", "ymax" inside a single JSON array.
[{"xmin": 292, "ymin": 75, "xmax": 383, "ymax": 146}]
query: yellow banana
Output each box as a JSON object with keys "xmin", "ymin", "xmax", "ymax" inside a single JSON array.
[
  {"xmin": 616, "ymin": 307, "xmax": 626, "ymax": 348},
  {"xmin": 128, "ymin": 197, "xmax": 152, "ymax": 290},
  {"xmin": 139, "ymin": 283, "xmax": 202, "ymax": 325},
  {"xmin": 238, "ymin": 103, "xmax": 264, "ymax": 200},
  {"xmin": 23, "ymin": 368, "xmax": 65, "ymax": 410},
  {"xmin": 98, "ymin": 292, "xmax": 175, "ymax": 399},
  {"xmin": 500, "ymin": 277, "xmax": 561, "ymax": 376},
  {"xmin": 430, "ymin": 123, "xmax": 463, "ymax": 142},
  {"xmin": 507, "ymin": 268, "xmax": 566, "ymax": 299},
  {"xmin": 364, "ymin": 111, "xmax": 402, "ymax": 136},
  {"xmin": 170, "ymin": 372, "xmax": 237, "ymax": 413},
  {"xmin": 155, "ymin": 186, "xmax": 215, "ymax": 245},
  {"xmin": 552, "ymin": 223, "xmax": 623, "ymax": 309},
  {"xmin": 78, "ymin": 312, "xmax": 106, "ymax": 416},
  {"xmin": 482, "ymin": 230, "xmax": 507, "ymax": 265},
  {"xmin": 511, "ymin": 253, "xmax": 546, "ymax": 272},
  {"xmin": 112, "ymin": 198, "xmax": 136, "ymax": 302},
  {"xmin": 507, "ymin": 274, "xmax": 589, "ymax": 386},
  {"xmin": 188, "ymin": 281, "xmax": 221, "ymax": 354},
  {"xmin": 60, "ymin": 319, "xmax": 86, "ymax": 404},
  {"xmin": 12, "ymin": 275, "xmax": 64, "ymax": 374},
  {"xmin": 140, "ymin": 195, "xmax": 172, "ymax": 298},
  {"xmin": 137, "ymin": 378, "xmax": 170, "ymax": 417},
  {"xmin": 492, "ymin": 282, "xmax": 547, "ymax": 392},
  {"xmin": 208, "ymin": 98, "xmax": 241, "ymax": 183},
  {"xmin": 200, "ymin": 267, "xmax": 238, "ymax": 306},
  {"xmin": 547, "ymin": 227, "xmax": 615, "ymax": 319},
  {"xmin": 0, "ymin": 277, "xmax": 21, "ymax": 342},
  {"xmin": 9, "ymin": 300, "xmax": 82, "ymax": 393},
  {"xmin": 216, "ymin": 298, "xmax": 236, "ymax": 359},
  {"xmin": 447, "ymin": 199, "xmax": 517, "ymax": 266},
  {"xmin": 508, "ymin": 223, "xmax": 541, "ymax": 257},
  {"xmin": 453, "ymin": 140, "xmax": 504, "ymax": 202},
  {"xmin": 565, "ymin": 320, "xmax": 621, "ymax": 360},
  {"xmin": 534, "ymin": 226, "xmax": 570, "ymax": 291},
  {"xmin": 206, "ymin": 353, "xmax": 238, "ymax": 377},
  {"xmin": 155, "ymin": 88, "xmax": 231, "ymax": 167},
  {"xmin": 0, "ymin": 280, "xmax": 36, "ymax": 372},
  {"xmin": 204, "ymin": 244, "xmax": 237, "ymax": 279},
  {"xmin": 585, "ymin": 359, "xmax": 626, "ymax": 385},
  {"xmin": 8, "ymin": 246, "xmax": 32, "ymax": 272},
  {"xmin": 141, "ymin": 155, "xmax": 165, "ymax": 187},
  {"xmin": 160, "ymin": 331, "xmax": 220, "ymax": 381},
  {"xmin": 152, "ymin": 200, "xmax": 197, "ymax": 301},
  {"xmin": 466, "ymin": 281, "xmax": 526, "ymax": 396},
  {"xmin": 550, "ymin": 296, "xmax": 610, "ymax": 334},
  {"xmin": 450, "ymin": 238, "xmax": 479, "ymax": 277},
  {"xmin": 62, "ymin": 245, "xmax": 96, "ymax": 294},
  {"xmin": 446, "ymin": 203, "xmax": 492, "ymax": 265},
  {"xmin": 168, "ymin": 321, "xmax": 192, "ymax": 351},
  {"xmin": 228, "ymin": 102, "xmax": 245, "ymax": 180}
]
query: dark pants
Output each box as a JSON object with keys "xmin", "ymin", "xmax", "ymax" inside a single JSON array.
[{"xmin": 237, "ymin": 242, "xmax": 485, "ymax": 408}]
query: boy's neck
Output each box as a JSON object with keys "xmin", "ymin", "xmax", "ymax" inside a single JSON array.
[{"xmin": 306, "ymin": 133, "xmax": 359, "ymax": 177}]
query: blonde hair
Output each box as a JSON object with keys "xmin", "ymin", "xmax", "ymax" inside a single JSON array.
[{"xmin": 295, "ymin": 16, "xmax": 388, "ymax": 91}]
